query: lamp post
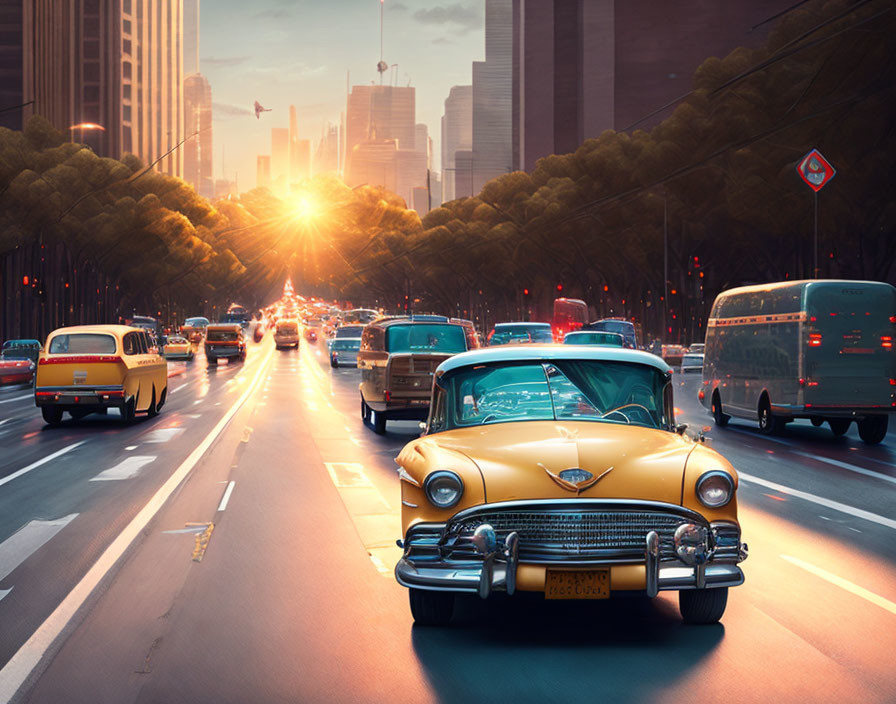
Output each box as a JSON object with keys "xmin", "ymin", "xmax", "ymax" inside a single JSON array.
[{"xmin": 68, "ymin": 122, "xmax": 105, "ymax": 146}]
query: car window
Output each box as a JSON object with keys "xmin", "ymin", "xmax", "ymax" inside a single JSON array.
[
  {"xmin": 123, "ymin": 332, "xmax": 139, "ymax": 355},
  {"xmin": 385, "ymin": 324, "xmax": 467, "ymax": 354},
  {"xmin": 48, "ymin": 333, "xmax": 117, "ymax": 355}
]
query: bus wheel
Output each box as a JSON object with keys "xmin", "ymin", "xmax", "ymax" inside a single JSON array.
[
  {"xmin": 711, "ymin": 393, "xmax": 729, "ymax": 428},
  {"xmin": 829, "ymin": 418, "xmax": 851, "ymax": 436},
  {"xmin": 858, "ymin": 416, "xmax": 887, "ymax": 445},
  {"xmin": 41, "ymin": 406, "xmax": 63, "ymax": 425},
  {"xmin": 758, "ymin": 398, "xmax": 785, "ymax": 435}
]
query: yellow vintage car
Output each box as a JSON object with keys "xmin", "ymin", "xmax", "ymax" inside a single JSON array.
[
  {"xmin": 163, "ymin": 335, "xmax": 194, "ymax": 361},
  {"xmin": 395, "ymin": 346, "xmax": 747, "ymax": 626},
  {"xmin": 35, "ymin": 324, "xmax": 168, "ymax": 425}
]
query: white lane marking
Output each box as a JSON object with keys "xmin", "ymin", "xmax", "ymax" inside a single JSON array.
[
  {"xmin": 0, "ymin": 344, "xmax": 274, "ymax": 702},
  {"xmin": 162, "ymin": 526, "xmax": 208, "ymax": 535},
  {"xmin": 124, "ymin": 445, "xmax": 137, "ymax": 451},
  {"xmin": 787, "ymin": 450, "xmax": 896, "ymax": 486},
  {"xmin": 90, "ymin": 456, "xmax": 156, "ymax": 481},
  {"xmin": 143, "ymin": 427, "xmax": 185, "ymax": 443},
  {"xmin": 193, "ymin": 400, "xmax": 202, "ymax": 405},
  {"xmin": 0, "ymin": 394, "xmax": 31, "ymax": 405},
  {"xmin": 0, "ymin": 442, "xmax": 87, "ymax": 489},
  {"xmin": 0, "ymin": 420, "xmax": 9, "ymax": 427},
  {"xmin": 0, "ymin": 588, "xmax": 11, "ymax": 602},
  {"xmin": 0, "ymin": 515, "xmax": 79, "ymax": 583},
  {"xmin": 171, "ymin": 383, "xmax": 186, "ymax": 394},
  {"xmin": 739, "ymin": 472, "xmax": 896, "ymax": 530},
  {"xmin": 780, "ymin": 555, "xmax": 896, "ymax": 616},
  {"xmin": 217, "ymin": 481, "xmax": 236, "ymax": 512}
]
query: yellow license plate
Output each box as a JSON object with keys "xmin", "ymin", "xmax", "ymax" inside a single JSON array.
[{"xmin": 545, "ymin": 569, "xmax": 610, "ymax": 599}]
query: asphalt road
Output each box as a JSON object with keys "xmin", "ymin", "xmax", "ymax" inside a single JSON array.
[{"xmin": 0, "ymin": 341, "xmax": 894, "ymax": 703}]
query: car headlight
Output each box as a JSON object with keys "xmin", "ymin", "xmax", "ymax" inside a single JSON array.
[
  {"xmin": 423, "ymin": 470, "xmax": 464, "ymax": 509},
  {"xmin": 696, "ymin": 470, "xmax": 734, "ymax": 508}
]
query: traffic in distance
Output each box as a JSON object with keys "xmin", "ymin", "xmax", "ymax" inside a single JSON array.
[{"xmin": 0, "ymin": 279, "xmax": 894, "ymax": 702}]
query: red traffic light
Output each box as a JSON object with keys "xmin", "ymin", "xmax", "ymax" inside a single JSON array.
[
  {"xmin": 523, "ymin": 288, "xmax": 529, "ymax": 296},
  {"xmin": 22, "ymin": 275, "xmax": 29, "ymax": 285},
  {"xmin": 603, "ymin": 285, "xmax": 609, "ymax": 292},
  {"xmin": 556, "ymin": 284, "xmax": 563, "ymax": 292}
]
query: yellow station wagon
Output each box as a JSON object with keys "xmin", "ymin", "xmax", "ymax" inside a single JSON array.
[
  {"xmin": 35, "ymin": 324, "xmax": 168, "ymax": 424},
  {"xmin": 395, "ymin": 346, "xmax": 747, "ymax": 626}
]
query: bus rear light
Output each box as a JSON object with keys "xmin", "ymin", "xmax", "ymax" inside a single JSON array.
[{"xmin": 808, "ymin": 333, "xmax": 822, "ymax": 347}]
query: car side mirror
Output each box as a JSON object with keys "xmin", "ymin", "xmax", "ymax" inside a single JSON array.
[{"xmin": 675, "ymin": 423, "xmax": 688, "ymax": 435}]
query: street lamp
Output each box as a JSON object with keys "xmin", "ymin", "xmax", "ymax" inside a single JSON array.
[{"xmin": 68, "ymin": 122, "xmax": 105, "ymax": 143}]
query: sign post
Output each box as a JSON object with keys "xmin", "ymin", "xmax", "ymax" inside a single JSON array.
[{"xmin": 796, "ymin": 148, "xmax": 836, "ymax": 278}]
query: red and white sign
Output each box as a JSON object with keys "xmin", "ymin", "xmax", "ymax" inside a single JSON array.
[{"xmin": 796, "ymin": 149, "xmax": 836, "ymax": 192}]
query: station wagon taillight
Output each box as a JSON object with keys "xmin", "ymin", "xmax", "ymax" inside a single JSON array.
[
  {"xmin": 39, "ymin": 355, "xmax": 123, "ymax": 365},
  {"xmin": 808, "ymin": 333, "xmax": 822, "ymax": 347}
]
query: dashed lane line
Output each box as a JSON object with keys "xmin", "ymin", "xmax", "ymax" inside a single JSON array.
[
  {"xmin": 0, "ymin": 514, "xmax": 79, "ymax": 603},
  {"xmin": 0, "ymin": 442, "xmax": 87, "ymax": 489},
  {"xmin": 217, "ymin": 481, "xmax": 236, "ymax": 512},
  {"xmin": 90, "ymin": 456, "xmax": 156, "ymax": 482},
  {"xmin": 780, "ymin": 555, "xmax": 896, "ymax": 616},
  {"xmin": 0, "ymin": 343, "xmax": 274, "ymax": 702},
  {"xmin": 739, "ymin": 472, "xmax": 896, "ymax": 530}
]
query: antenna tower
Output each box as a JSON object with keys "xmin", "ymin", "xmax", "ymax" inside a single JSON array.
[{"xmin": 376, "ymin": 0, "xmax": 388, "ymax": 84}]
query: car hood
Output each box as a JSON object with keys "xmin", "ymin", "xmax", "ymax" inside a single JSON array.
[{"xmin": 428, "ymin": 421, "xmax": 695, "ymax": 505}]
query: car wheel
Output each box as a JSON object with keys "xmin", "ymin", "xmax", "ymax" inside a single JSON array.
[
  {"xmin": 758, "ymin": 398, "xmax": 785, "ymax": 435},
  {"xmin": 331, "ymin": 359, "xmax": 338, "ymax": 368},
  {"xmin": 858, "ymin": 415, "xmax": 888, "ymax": 445},
  {"xmin": 41, "ymin": 406, "xmax": 63, "ymax": 425},
  {"xmin": 121, "ymin": 397, "xmax": 136, "ymax": 424},
  {"xmin": 829, "ymin": 418, "xmax": 851, "ymax": 436},
  {"xmin": 711, "ymin": 393, "xmax": 729, "ymax": 428},
  {"xmin": 373, "ymin": 410, "xmax": 387, "ymax": 435},
  {"xmin": 679, "ymin": 587, "xmax": 728, "ymax": 624},
  {"xmin": 147, "ymin": 388, "xmax": 159, "ymax": 417},
  {"xmin": 409, "ymin": 588, "xmax": 454, "ymax": 626}
]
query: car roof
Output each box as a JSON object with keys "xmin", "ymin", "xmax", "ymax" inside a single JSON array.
[
  {"xmin": 3, "ymin": 339, "xmax": 41, "ymax": 346},
  {"xmin": 207, "ymin": 323, "xmax": 242, "ymax": 331},
  {"xmin": 436, "ymin": 345, "xmax": 671, "ymax": 375},
  {"xmin": 47, "ymin": 325, "xmax": 139, "ymax": 337},
  {"xmin": 368, "ymin": 318, "xmax": 462, "ymax": 329}
]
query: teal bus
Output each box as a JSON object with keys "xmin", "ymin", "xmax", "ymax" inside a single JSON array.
[{"xmin": 699, "ymin": 280, "xmax": 896, "ymax": 444}]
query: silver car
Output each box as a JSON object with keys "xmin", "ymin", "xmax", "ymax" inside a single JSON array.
[{"xmin": 330, "ymin": 338, "xmax": 361, "ymax": 368}]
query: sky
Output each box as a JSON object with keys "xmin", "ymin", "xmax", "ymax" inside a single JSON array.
[{"xmin": 200, "ymin": 0, "xmax": 485, "ymax": 188}]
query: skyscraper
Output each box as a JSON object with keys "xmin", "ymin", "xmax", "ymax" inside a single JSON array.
[
  {"xmin": 184, "ymin": 73, "xmax": 213, "ymax": 196},
  {"xmin": 257, "ymin": 155, "xmax": 271, "ymax": 189},
  {"xmin": 441, "ymin": 85, "xmax": 473, "ymax": 202},
  {"xmin": 512, "ymin": 0, "xmax": 794, "ymax": 171},
  {"xmin": 0, "ymin": 0, "xmax": 185, "ymax": 176},
  {"xmin": 345, "ymin": 85, "xmax": 416, "ymax": 175},
  {"xmin": 314, "ymin": 123, "xmax": 340, "ymax": 175},
  {"xmin": 271, "ymin": 127, "xmax": 289, "ymax": 190},
  {"xmin": 183, "ymin": 0, "xmax": 200, "ymax": 75},
  {"xmin": 471, "ymin": 0, "xmax": 513, "ymax": 193},
  {"xmin": 288, "ymin": 105, "xmax": 300, "ymax": 182}
]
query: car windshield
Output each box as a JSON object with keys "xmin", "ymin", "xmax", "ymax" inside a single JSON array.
[
  {"xmin": 48, "ymin": 333, "xmax": 117, "ymax": 354},
  {"xmin": 564, "ymin": 332, "xmax": 623, "ymax": 346},
  {"xmin": 207, "ymin": 330, "xmax": 238, "ymax": 342},
  {"xmin": 331, "ymin": 339, "xmax": 360, "ymax": 351},
  {"xmin": 683, "ymin": 354, "xmax": 703, "ymax": 364},
  {"xmin": 435, "ymin": 360, "xmax": 670, "ymax": 431},
  {"xmin": 1, "ymin": 343, "xmax": 36, "ymax": 359},
  {"xmin": 185, "ymin": 318, "xmax": 208, "ymax": 327},
  {"xmin": 277, "ymin": 323, "xmax": 298, "ymax": 334},
  {"xmin": 385, "ymin": 324, "xmax": 467, "ymax": 354},
  {"xmin": 168, "ymin": 337, "xmax": 187, "ymax": 344},
  {"xmin": 335, "ymin": 326, "xmax": 364, "ymax": 338}
]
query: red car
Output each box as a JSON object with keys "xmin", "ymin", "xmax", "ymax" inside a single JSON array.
[{"xmin": 0, "ymin": 339, "xmax": 41, "ymax": 385}]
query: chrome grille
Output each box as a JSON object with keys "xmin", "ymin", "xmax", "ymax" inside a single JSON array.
[{"xmin": 446, "ymin": 508, "xmax": 699, "ymax": 562}]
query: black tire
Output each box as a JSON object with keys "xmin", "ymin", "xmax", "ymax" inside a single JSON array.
[
  {"xmin": 858, "ymin": 415, "xmax": 888, "ymax": 445},
  {"xmin": 121, "ymin": 397, "xmax": 136, "ymax": 424},
  {"xmin": 330, "ymin": 359, "xmax": 338, "ymax": 368},
  {"xmin": 810, "ymin": 417, "xmax": 824, "ymax": 427},
  {"xmin": 361, "ymin": 397, "xmax": 370, "ymax": 422},
  {"xmin": 147, "ymin": 388, "xmax": 159, "ymax": 417},
  {"xmin": 711, "ymin": 393, "xmax": 729, "ymax": 428},
  {"xmin": 374, "ymin": 410, "xmax": 387, "ymax": 435},
  {"xmin": 208, "ymin": 356, "xmax": 217, "ymax": 366},
  {"xmin": 829, "ymin": 418, "xmax": 851, "ymax": 437},
  {"xmin": 758, "ymin": 398, "xmax": 785, "ymax": 435},
  {"xmin": 409, "ymin": 588, "xmax": 455, "ymax": 626},
  {"xmin": 41, "ymin": 406, "xmax": 63, "ymax": 425},
  {"xmin": 679, "ymin": 587, "xmax": 728, "ymax": 624}
]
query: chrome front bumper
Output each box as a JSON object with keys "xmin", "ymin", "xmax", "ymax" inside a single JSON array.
[{"xmin": 396, "ymin": 516, "xmax": 747, "ymax": 598}]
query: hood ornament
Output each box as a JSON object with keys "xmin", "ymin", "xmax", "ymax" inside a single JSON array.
[{"xmin": 538, "ymin": 463, "xmax": 613, "ymax": 494}]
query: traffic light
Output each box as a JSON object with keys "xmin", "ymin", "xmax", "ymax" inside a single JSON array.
[
  {"xmin": 523, "ymin": 288, "xmax": 529, "ymax": 296},
  {"xmin": 22, "ymin": 275, "xmax": 29, "ymax": 286},
  {"xmin": 603, "ymin": 285, "xmax": 609, "ymax": 292},
  {"xmin": 556, "ymin": 284, "xmax": 563, "ymax": 292}
]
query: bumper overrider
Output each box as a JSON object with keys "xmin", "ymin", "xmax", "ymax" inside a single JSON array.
[
  {"xmin": 395, "ymin": 499, "xmax": 748, "ymax": 599},
  {"xmin": 35, "ymin": 385, "xmax": 127, "ymax": 407}
]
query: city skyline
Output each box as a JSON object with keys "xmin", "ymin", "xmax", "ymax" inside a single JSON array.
[{"xmin": 202, "ymin": 0, "xmax": 485, "ymax": 188}]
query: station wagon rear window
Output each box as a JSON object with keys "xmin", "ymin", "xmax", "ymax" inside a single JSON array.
[
  {"xmin": 207, "ymin": 330, "xmax": 239, "ymax": 342},
  {"xmin": 385, "ymin": 324, "xmax": 467, "ymax": 354},
  {"xmin": 331, "ymin": 339, "xmax": 360, "ymax": 351},
  {"xmin": 48, "ymin": 333, "xmax": 117, "ymax": 355}
]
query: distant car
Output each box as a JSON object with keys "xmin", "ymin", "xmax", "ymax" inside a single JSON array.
[
  {"xmin": 330, "ymin": 338, "xmax": 361, "ymax": 368},
  {"xmin": 334, "ymin": 324, "xmax": 366, "ymax": 339},
  {"xmin": 662, "ymin": 345, "xmax": 687, "ymax": 367},
  {"xmin": 487, "ymin": 322, "xmax": 554, "ymax": 346},
  {"xmin": 583, "ymin": 319, "xmax": 639, "ymax": 349},
  {"xmin": 0, "ymin": 339, "xmax": 41, "ymax": 384},
  {"xmin": 163, "ymin": 336, "xmax": 194, "ymax": 361},
  {"xmin": 274, "ymin": 320, "xmax": 300, "ymax": 349},
  {"xmin": 563, "ymin": 331, "xmax": 625, "ymax": 347},
  {"xmin": 688, "ymin": 343, "xmax": 705, "ymax": 354},
  {"xmin": 35, "ymin": 325, "xmax": 167, "ymax": 424},
  {"xmin": 181, "ymin": 316, "xmax": 210, "ymax": 343},
  {"xmin": 205, "ymin": 324, "xmax": 246, "ymax": 366},
  {"xmin": 681, "ymin": 353, "xmax": 704, "ymax": 373}
]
